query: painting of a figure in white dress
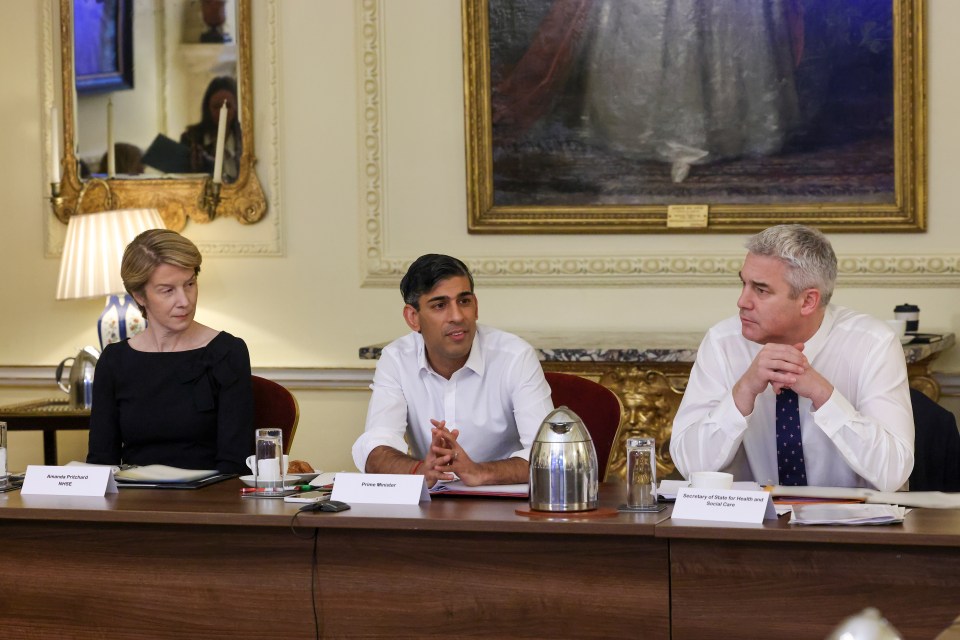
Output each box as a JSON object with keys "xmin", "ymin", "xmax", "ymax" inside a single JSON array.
[{"xmin": 463, "ymin": 0, "xmax": 924, "ymax": 233}]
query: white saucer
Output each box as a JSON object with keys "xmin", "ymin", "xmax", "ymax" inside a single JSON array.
[
  {"xmin": 239, "ymin": 474, "xmax": 302, "ymax": 488},
  {"xmin": 900, "ymin": 335, "xmax": 913, "ymax": 345}
]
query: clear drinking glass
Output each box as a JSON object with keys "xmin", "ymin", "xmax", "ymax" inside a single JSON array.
[
  {"xmin": 0, "ymin": 421, "xmax": 8, "ymax": 488},
  {"xmin": 626, "ymin": 437, "xmax": 656, "ymax": 508},
  {"xmin": 254, "ymin": 428, "xmax": 284, "ymax": 492}
]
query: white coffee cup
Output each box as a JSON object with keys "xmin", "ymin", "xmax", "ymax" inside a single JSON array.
[
  {"xmin": 245, "ymin": 453, "xmax": 289, "ymax": 478},
  {"xmin": 885, "ymin": 319, "xmax": 907, "ymax": 337},
  {"xmin": 689, "ymin": 471, "xmax": 734, "ymax": 490}
]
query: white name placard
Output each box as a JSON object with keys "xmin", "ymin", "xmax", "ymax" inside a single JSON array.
[
  {"xmin": 331, "ymin": 472, "xmax": 429, "ymax": 505},
  {"xmin": 20, "ymin": 465, "xmax": 118, "ymax": 497},
  {"xmin": 671, "ymin": 488, "xmax": 777, "ymax": 523}
]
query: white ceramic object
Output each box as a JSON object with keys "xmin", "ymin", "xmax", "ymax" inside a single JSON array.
[{"xmin": 689, "ymin": 471, "xmax": 734, "ymax": 490}]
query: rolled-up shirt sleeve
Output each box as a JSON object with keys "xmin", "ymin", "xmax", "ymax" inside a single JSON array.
[
  {"xmin": 506, "ymin": 346, "xmax": 554, "ymax": 461},
  {"xmin": 812, "ymin": 334, "xmax": 914, "ymax": 492},
  {"xmin": 670, "ymin": 331, "xmax": 751, "ymax": 477},
  {"xmin": 351, "ymin": 351, "xmax": 411, "ymax": 471}
]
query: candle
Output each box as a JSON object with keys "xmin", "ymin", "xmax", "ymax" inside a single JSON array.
[
  {"xmin": 50, "ymin": 106, "xmax": 60, "ymax": 183},
  {"xmin": 106, "ymin": 99, "xmax": 115, "ymax": 178},
  {"xmin": 212, "ymin": 100, "xmax": 227, "ymax": 184}
]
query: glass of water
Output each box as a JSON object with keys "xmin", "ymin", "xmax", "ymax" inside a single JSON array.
[
  {"xmin": 0, "ymin": 421, "xmax": 8, "ymax": 488},
  {"xmin": 254, "ymin": 428, "xmax": 284, "ymax": 493},
  {"xmin": 626, "ymin": 437, "xmax": 657, "ymax": 509}
]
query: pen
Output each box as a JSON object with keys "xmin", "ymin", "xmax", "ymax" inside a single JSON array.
[{"xmin": 241, "ymin": 485, "xmax": 313, "ymax": 494}]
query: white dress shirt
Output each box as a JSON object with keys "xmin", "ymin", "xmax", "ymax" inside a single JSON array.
[
  {"xmin": 352, "ymin": 325, "xmax": 554, "ymax": 471},
  {"xmin": 671, "ymin": 305, "xmax": 914, "ymax": 492}
]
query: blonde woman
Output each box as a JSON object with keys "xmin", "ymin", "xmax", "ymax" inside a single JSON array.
[{"xmin": 86, "ymin": 229, "xmax": 253, "ymax": 474}]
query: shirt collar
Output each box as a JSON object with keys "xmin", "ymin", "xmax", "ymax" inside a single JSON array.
[
  {"xmin": 802, "ymin": 304, "xmax": 835, "ymax": 361},
  {"xmin": 463, "ymin": 326, "xmax": 485, "ymax": 376},
  {"xmin": 414, "ymin": 326, "xmax": 485, "ymax": 378}
]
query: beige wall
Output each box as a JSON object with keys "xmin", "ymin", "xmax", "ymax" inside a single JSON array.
[{"xmin": 2, "ymin": 1, "xmax": 958, "ymax": 473}]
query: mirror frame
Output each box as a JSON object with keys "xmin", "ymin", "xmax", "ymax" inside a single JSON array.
[{"xmin": 54, "ymin": 0, "xmax": 266, "ymax": 230}]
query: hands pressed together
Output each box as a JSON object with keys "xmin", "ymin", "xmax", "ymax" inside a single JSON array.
[
  {"xmin": 732, "ymin": 342, "xmax": 834, "ymax": 416},
  {"xmin": 421, "ymin": 419, "xmax": 484, "ymax": 486}
]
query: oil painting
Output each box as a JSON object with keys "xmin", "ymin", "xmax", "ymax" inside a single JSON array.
[{"xmin": 463, "ymin": 0, "xmax": 925, "ymax": 233}]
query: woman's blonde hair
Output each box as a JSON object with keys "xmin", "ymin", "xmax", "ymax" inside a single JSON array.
[{"xmin": 122, "ymin": 229, "xmax": 202, "ymax": 314}]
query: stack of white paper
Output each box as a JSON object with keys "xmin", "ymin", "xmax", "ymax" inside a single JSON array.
[
  {"xmin": 790, "ymin": 503, "xmax": 906, "ymax": 526},
  {"xmin": 770, "ymin": 485, "xmax": 960, "ymax": 509}
]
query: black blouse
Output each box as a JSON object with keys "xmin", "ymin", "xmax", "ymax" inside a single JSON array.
[{"xmin": 86, "ymin": 332, "xmax": 254, "ymax": 474}]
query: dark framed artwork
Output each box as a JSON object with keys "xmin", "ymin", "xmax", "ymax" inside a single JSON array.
[
  {"xmin": 73, "ymin": 0, "xmax": 134, "ymax": 94},
  {"xmin": 463, "ymin": 0, "xmax": 925, "ymax": 233}
]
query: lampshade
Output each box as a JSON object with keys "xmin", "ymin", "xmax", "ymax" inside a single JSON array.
[
  {"xmin": 56, "ymin": 209, "xmax": 165, "ymax": 349},
  {"xmin": 56, "ymin": 209, "xmax": 164, "ymax": 300}
]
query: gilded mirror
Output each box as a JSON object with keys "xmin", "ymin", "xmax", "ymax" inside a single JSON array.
[{"xmin": 54, "ymin": 0, "xmax": 266, "ymax": 230}]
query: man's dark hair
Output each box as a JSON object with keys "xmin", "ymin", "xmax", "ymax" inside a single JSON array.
[{"xmin": 400, "ymin": 254, "xmax": 474, "ymax": 309}]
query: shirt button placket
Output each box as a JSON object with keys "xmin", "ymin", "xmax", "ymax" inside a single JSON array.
[{"xmin": 443, "ymin": 376, "xmax": 457, "ymax": 428}]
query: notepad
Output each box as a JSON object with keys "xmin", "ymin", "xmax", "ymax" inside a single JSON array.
[
  {"xmin": 430, "ymin": 482, "xmax": 528, "ymax": 498},
  {"xmin": 114, "ymin": 465, "xmax": 220, "ymax": 483}
]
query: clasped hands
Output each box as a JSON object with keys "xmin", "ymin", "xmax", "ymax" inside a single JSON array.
[
  {"xmin": 421, "ymin": 419, "xmax": 481, "ymax": 487},
  {"xmin": 733, "ymin": 342, "xmax": 834, "ymax": 416}
]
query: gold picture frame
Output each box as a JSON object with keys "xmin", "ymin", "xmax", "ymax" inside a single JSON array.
[
  {"xmin": 463, "ymin": 0, "xmax": 925, "ymax": 234},
  {"xmin": 54, "ymin": 0, "xmax": 266, "ymax": 229}
]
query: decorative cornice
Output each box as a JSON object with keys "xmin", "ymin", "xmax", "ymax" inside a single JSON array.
[
  {"xmin": 357, "ymin": 1, "xmax": 958, "ymax": 288},
  {"xmin": 363, "ymin": 252, "xmax": 960, "ymax": 288}
]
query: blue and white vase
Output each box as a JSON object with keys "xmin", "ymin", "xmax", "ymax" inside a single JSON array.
[{"xmin": 98, "ymin": 294, "xmax": 147, "ymax": 349}]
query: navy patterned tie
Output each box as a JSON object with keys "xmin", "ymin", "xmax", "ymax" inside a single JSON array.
[{"xmin": 776, "ymin": 389, "xmax": 807, "ymax": 486}]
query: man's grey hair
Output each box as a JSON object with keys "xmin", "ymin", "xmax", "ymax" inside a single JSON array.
[{"xmin": 745, "ymin": 224, "xmax": 837, "ymax": 306}]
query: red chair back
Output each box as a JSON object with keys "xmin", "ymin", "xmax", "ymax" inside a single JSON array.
[
  {"xmin": 544, "ymin": 371, "xmax": 623, "ymax": 481},
  {"xmin": 251, "ymin": 375, "xmax": 300, "ymax": 455}
]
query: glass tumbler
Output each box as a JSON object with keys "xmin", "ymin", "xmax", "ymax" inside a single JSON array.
[
  {"xmin": 0, "ymin": 421, "xmax": 7, "ymax": 486},
  {"xmin": 254, "ymin": 428, "xmax": 284, "ymax": 492},
  {"xmin": 626, "ymin": 437, "xmax": 656, "ymax": 508}
]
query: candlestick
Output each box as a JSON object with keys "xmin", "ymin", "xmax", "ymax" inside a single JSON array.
[
  {"xmin": 212, "ymin": 100, "xmax": 227, "ymax": 184},
  {"xmin": 50, "ymin": 106, "xmax": 61, "ymax": 183},
  {"xmin": 106, "ymin": 99, "xmax": 116, "ymax": 178}
]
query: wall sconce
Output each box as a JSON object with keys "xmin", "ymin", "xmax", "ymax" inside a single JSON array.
[
  {"xmin": 50, "ymin": 177, "xmax": 116, "ymax": 221},
  {"xmin": 56, "ymin": 208, "xmax": 165, "ymax": 349},
  {"xmin": 200, "ymin": 178, "xmax": 222, "ymax": 218},
  {"xmin": 50, "ymin": 177, "xmax": 222, "ymax": 222}
]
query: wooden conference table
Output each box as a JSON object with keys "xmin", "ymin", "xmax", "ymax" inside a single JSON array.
[{"xmin": 0, "ymin": 481, "xmax": 958, "ymax": 639}]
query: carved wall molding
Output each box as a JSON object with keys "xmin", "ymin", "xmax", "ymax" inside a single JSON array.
[
  {"xmin": 357, "ymin": 2, "xmax": 960, "ymax": 288},
  {"xmin": 42, "ymin": 0, "xmax": 61, "ymax": 256}
]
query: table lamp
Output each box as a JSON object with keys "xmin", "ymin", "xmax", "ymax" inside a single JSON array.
[{"xmin": 56, "ymin": 209, "xmax": 165, "ymax": 349}]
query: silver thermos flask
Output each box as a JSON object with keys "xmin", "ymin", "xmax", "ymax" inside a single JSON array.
[{"xmin": 529, "ymin": 406, "xmax": 599, "ymax": 512}]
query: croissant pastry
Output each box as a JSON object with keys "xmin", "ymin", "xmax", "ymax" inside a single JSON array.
[{"xmin": 287, "ymin": 459, "xmax": 315, "ymax": 474}]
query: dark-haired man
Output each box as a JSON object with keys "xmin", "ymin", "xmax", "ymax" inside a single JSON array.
[{"xmin": 352, "ymin": 254, "xmax": 554, "ymax": 487}]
